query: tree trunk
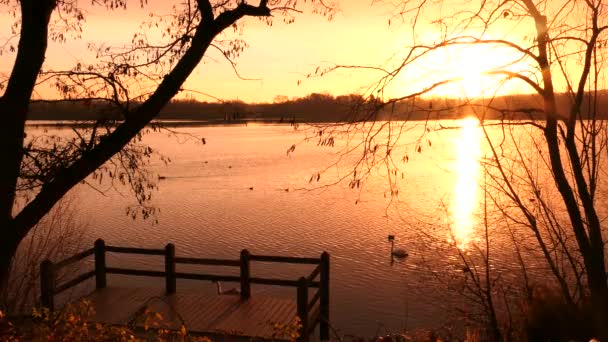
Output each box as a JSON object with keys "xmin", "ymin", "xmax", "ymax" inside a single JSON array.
[
  {"xmin": 587, "ymin": 253, "xmax": 608, "ymax": 340},
  {"xmin": 0, "ymin": 0, "xmax": 56, "ymax": 217},
  {"xmin": 0, "ymin": 0, "xmax": 56, "ymax": 297},
  {"xmin": 0, "ymin": 230, "xmax": 19, "ymax": 311},
  {"xmin": 523, "ymin": 5, "xmax": 608, "ymax": 338}
]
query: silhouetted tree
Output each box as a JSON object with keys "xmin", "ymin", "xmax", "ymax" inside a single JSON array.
[
  {"xmin": 313, "ymin": 0, "xmax": 608, "ymax": 339},
  {"xmin": 0, "ymin": 0, "xmax": 335, "ymax": 301}
]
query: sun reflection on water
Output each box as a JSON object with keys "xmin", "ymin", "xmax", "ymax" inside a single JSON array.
[{"xmin": 449, "ymin": 117, "xmax": 482, "ymax": 250}]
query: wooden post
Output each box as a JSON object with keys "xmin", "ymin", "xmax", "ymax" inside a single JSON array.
[
  {"xmin": 240, "ymin": 249, "xmax": 251, "ymax": 300},
  {"xmin": 320, "ymin": 252, "xmax": 330, "ymax": 341},
  {"xmin": 40, "ymin": 259, "xmax": 55, "ymax": 311},
  {"xmin": 94, "ymin": 239, "xmax": 107, "ymax": 289},
  {"xmin": 297, "ymin": 277, "xmax": 309, "ymax": 342},
  {"xmin": 165, "ymin": 243, "xmax": 176, "ymax": 294}
]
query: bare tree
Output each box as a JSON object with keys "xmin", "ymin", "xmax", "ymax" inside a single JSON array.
[
  {"xmin": 1, "ymin": 194, "xmax": 87, "ymax": 314},
  {"xmin": 0, "ymin": 0, "xmax": 335, "ymax": 301},
  {"xmin": 308, "ymin": 0, "xmax": 608, "ymax": 339}
]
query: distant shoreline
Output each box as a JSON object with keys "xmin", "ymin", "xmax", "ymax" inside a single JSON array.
[
  {"xmin": 25, "ymin": 117, "xmax": 608, "ymax": 129},
  {"xmin": 26, "ymin": 92, "xmax": 608, "ymax": 124},
  {"xmin": 25, "ymin": 118, "xmax": 304, "ymax": 128}
]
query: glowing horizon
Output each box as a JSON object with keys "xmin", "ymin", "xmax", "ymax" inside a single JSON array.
[{"xmin": 0, "ymin": 1, "xmax": 584, "ymax": 103}]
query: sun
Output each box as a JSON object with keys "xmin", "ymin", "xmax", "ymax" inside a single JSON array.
[
  {"xmin": 451, "ymin": 53, "xmax": 488, "ymax": 98},
  {"xmin": 430, "ymin": 43, "xmax": 518, "ymax": 98},
  {"xmin": 390, "ymin": 38, "xmax": 533, "ymax": 99}
]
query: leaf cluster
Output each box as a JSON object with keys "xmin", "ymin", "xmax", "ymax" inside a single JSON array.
[{"xmin": 1, "ymin": 300, "xmax": 212, "ymax": 341}]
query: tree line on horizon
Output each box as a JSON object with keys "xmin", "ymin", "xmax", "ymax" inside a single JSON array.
[{"xmin": 28, "ymin": 91, "xmax": 608, "ymax": 123}]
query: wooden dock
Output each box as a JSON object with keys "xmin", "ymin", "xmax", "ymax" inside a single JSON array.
[
  {"xmin": 39, "ymin": 239, "xmax": 330, "ymax": 342},
  {"xmin": 83, "ymin": 287, "xmax": 299, "ymax": 340}
]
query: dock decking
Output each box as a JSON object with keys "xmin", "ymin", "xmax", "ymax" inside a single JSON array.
[
  {"xmin": 83, "ymin": 286, "xmax": 298, "ymax": 340},
  {"xmin": 40, "ymin": 239, "xmax": 329, "ymax": 342}
]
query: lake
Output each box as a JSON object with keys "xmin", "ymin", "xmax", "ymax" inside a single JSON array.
[{"xmin": 26, "ymin": 120, "xmax": 600, "ymax": 338}]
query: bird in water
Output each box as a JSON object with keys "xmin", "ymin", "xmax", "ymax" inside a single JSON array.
[
  {"xmin": 388, "ymin": 234, "xmax": 408, "ymax": 259},
  {"xmin": 213, "ymin": 281, "xmax": 240, "ymax": 295}
]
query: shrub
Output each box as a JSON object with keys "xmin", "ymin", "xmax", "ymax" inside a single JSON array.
[{"xmin": 0, "ymin": 300, "xmax": 211, "ymax": 341}]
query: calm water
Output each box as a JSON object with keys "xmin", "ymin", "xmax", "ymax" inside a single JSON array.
[{"xmin": 29, "ymin": 120, "xmax": 603, "ymax": 337}]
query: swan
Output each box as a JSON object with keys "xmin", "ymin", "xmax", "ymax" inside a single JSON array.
[
  {"xmin": 388, "ymin": 234, "xmax": 408, "ymax": 258},
  {"xmin": 213, "ymin": 281, "xmax": 240, "ymax": 295}
]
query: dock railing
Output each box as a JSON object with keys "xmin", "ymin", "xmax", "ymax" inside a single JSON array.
[{"xmin": 40, "ymin": 238, "xmax": 330, "ymax": 341}]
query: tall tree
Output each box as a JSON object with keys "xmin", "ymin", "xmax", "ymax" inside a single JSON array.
[
  {"xmin": 0, "ymin": 0, "xmax": 334, "ymax": 301},
  {"xmin": 314, "ymin": 0, "xmax": 608, "ymax": 339}
]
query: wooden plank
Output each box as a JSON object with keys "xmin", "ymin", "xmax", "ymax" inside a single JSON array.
[
  {"xmin": 307, "ymin": 306, "xmax": 321, "ymax": 335},
  {"xmin": 105, "ymin": 246, "xmax": 165, "ymax": 255},
  {"xmin": 76, "ymin": 287, "xmax": 302, "ymax": 341},
  {"xmin": 211, "ymin": 300, "xmax": 253, "ymax": 336},
  {"xmin": 174, "ymin": 257, "xmax": 240, "ymax": 266},
  {"xmin": 143, "ymin": 294, "xmax": 193, "ymax": 331},
  {"xmin": 308, "ymin": 290, "xmax": 320, "ymax": 311},
  {"xmin": 180, "ymin": 295, "xmax": 235, "ymax": 331},
  {"xmin": 54, "ymin": 248, "xmax": 95, "ymax": 269},
  {"xmin": 245, "ymin": 303, "xmax": 271, "ymax": 337},
  {"xmin": 249, "ymin": 255, "xmax": 320, "ymax": 264},
  {"xmin": 55, "ymin": 270, "xmax": 95, "ymax": 294},
  {"xmin": 224, "ymin": 297, "xmax": 268, "ymax": 332},
  {"xmin": 248, "ymin": 297, "xmax": 295, "ymax": 338},
  {"xmin": 171, "ymin": 294, "xmax": 233, "ymax": 332},
  {"xmin": 251, "ymin": 300, "xmax": 275, "ymax": 338},
  {"xmin": 212, "ymin": 297, "xmax": 270, "ymax": 338},
  {"xmin": 174, "ymin": 294, "xmax": 211, "ymax": 329},
  {"xmin": 106, "ymin": 267, "xmax": 165, "ymax": 278},
  {"xmin": 249, "ymin": 298, "xmax": 285, "ymax": 337},
  {"xmin": 307, "ymin": 264, "xmax": 321, "ymax": 282},
  {"xmin": 258, "ymin": 298, "xmax": 297, "ymax": 338},
  {"xmin": 174, "ymin": 272, "xmax": 240, "ymax": 282},
  {"xmin": 271, "ymin": 298, "xmax": 297, "ymax": 324},
  {"xmin": 204, "ymin": 296, "xmax": 243, "ymax": 333},
  {"xmin": 255, "ymin": 298, "xmax": 296, "ymax": 338},
  {"xmin": 250, "ymin": 278, "xmax": 321, "ymax": 289},
  {"xmin": 250, "ymin": 277, "xmax": 300, "ymax": 287},
  {"xmin": 85, "ymin": 288, "xmax": 147, "ymax": 325},
  {"xmin": 97, "ymin": 288, "xmax": 162, "ymax": 324}
]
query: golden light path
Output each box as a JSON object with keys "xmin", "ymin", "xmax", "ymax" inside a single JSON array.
[{"xmin": 449, "ymin": 117, "xmax": 482, "ymax": 250}]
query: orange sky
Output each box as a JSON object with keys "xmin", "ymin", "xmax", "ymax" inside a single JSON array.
[{"xmin": 0, "ymin": 1, "xmax": 558, "ymax": 103}]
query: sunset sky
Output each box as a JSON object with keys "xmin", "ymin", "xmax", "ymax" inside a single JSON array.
[{"xmin": 0, "ymin": 1, "xmax": 556, "ymax": 103}]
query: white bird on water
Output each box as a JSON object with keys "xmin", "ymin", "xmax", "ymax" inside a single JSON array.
[
  {"xmin": 213, "ymin": 281, "xmax": 240, "ymax": 295},
  {"xmin": 388, "ymin": 234, "xmax": 408, "ymax": 259}
]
